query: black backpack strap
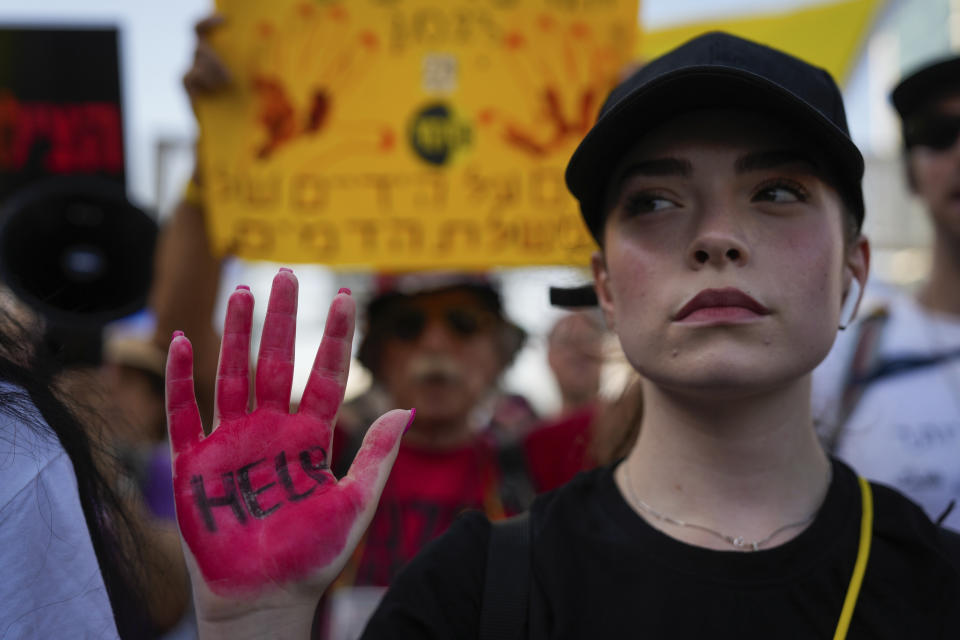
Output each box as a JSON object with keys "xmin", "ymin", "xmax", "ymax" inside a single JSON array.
[
  {"xmin": 497, "ymin": 441, "xmax": 537, "ymax": 513},
  {"xmin": 480, "ymin": 512, "xmax": 531, "ymax": 640}
]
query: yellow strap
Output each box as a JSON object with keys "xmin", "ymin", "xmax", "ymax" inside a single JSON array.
[{"xmin": 833, "ymin": 476, "xmax": 873, "ymax": 640}]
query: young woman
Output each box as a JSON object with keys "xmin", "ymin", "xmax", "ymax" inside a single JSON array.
[{"xmin": 166, "ymin": 33, "xmax": 960, "ymax": 639}]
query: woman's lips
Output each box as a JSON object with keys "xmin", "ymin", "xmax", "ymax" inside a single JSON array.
[{"xmin": 674, "ymin": 287, "xmax": 771, "ymax": 323}]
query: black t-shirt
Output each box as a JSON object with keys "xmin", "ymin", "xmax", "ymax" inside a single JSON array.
[{"xmin": 362, "ymin": 459, "xmax": 960, "ymax": 639}]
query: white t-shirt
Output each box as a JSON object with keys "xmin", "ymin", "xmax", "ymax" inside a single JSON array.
[
  {"xmin": 813, "ymin": 288, "xmax": 960, "ymax": 531},
  {"xmin": 0, "ymin": 384, "xmax": 120, "ymax": 638}
]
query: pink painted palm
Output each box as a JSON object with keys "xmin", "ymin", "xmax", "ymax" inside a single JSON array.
[{"xmin": 165, "ymin": 270, "xmax": 412, "ymax": 637}]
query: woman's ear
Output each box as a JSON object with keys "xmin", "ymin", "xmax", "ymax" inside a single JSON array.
[
  {"xmin": 840, "ymin": 235, "xmax": 870, "ymax": 330},
  {"xmin": 591, "ymin": 251, "xmax": 617, "ymax": 331}
]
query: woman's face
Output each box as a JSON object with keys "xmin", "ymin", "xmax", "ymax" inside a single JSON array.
[{"xmin": 592, "ymin": 109, "xmax": 868, "ymax": 398}]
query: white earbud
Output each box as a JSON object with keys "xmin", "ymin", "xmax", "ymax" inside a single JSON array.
[{"xmin": 839, "ymin": 279, "xmax": 862, "ymax": 330}]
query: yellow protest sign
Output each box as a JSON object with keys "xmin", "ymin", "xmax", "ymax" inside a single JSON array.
[
  {"xmin": 640, "ymin": 0, "xmax": 881, "ymax": 85},
  {"xmin": 197, "ymin": 0, "xmax": 638, "ymax": 269}
]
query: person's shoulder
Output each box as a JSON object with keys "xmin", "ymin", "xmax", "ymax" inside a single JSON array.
[
  {"xmin": 436, "ymin": 509, "xmax": 493, "ymax": 548},
  {"xmin": 870, "ymin": 479, "xmax": 939, "ymax": 534},
  {"xmin": 395, "ymin": 509, "xmax": 493, "ymax": 578},
  {"xmin": 0, "ymin": 384, "xmax": 118, "ymax": 638},
  {"xmin": 362, "ymin": 510, "xmax": 492, "ymax": 639},
  {"xmin": 528, "ymin": 464, "xmax": 611, "ymax": 531},
  {"xmin": 938, "ymin": 526, "xmax": 960, "ymax": 571},
  {"xmin": 538, "ymin": 463, "xmax": 609, "ymax": 497},
  {"xmin": 364, "ymin": 468, "xmax": 610, "ymax": 640},
  {"xmin": 869, "ymin": 480, "xmax": 960, "ymax": 574},
  {"xmin": 0, "ymin": 382, "xmax": 67, "ymax": 508},
  {"xmin": 871, "ymin": 479, "xmax": 942, "ymax": 528}
]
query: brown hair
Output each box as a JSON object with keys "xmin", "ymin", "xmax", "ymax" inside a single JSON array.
[{"xmin": 588, "ymin": 375, "xmax": 643, "ymax": 466}]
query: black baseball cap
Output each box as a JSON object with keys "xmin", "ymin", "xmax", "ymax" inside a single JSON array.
[
  {"xmin": 892, "ymin": 55, "xmax": 960, "ymax": 120},
  {"xmin": 565, "ymin": 31, "xmax": 865, "ymax": 244},
  {"xmin": 891, "ymin": 55, "xmax": 960, "ymax": 151}
]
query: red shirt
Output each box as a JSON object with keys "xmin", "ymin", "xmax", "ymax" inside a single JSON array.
[
  {"xmin": 336, "ymin": 435, "xmax": 505, "ymax": 588},
  {"xmin": 523, "ymin": 405, "xmax": 596, "ymax": 493}
]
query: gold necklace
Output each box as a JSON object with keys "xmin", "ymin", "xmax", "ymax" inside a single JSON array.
[{"xmin": 621, "ymin": 463, "xmax": 827, "ymax": 552}]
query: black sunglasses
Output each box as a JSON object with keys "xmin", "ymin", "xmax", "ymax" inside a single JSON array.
[
  {"xmin": 904, "ymin": 115, "xmax": 960, "ymax": 150},
  {"xmin": 385, "ymin": 305, "xmax": 495, "ymax": 341}
]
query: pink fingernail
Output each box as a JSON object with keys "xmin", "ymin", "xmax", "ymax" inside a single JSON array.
[
  {"xmin": 338, "ymin": 287, "xmax": 352, "ymax": 295},
  {"xmin": 404, "ymin": 408, "xmax": 416, "ymax": 434},
  {"xmin": 172, "ymin": 330, "xmax": 184, "ymax": 340},
  {"xmin": 236, "ymin": 284, "xmax": 250, "ymax": 291},
  {"xmin": 279, "ymin": 267, "xmax": 293, "ymax": 273}
]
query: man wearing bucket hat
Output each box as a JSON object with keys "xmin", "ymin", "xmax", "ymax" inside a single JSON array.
[
  {"xmin": 323, "ymin": 272, "xmax": 537, "ymax": 636},
  {"xmin": 813, "ymin": 54, "xmax": 960, "ymax": 532},
  {"xmin": 164, "ymin": 32, "xmax": 960, "ymax": 640}
]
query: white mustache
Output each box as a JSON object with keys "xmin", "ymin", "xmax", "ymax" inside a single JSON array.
[{"xmin": 409, "ymin": 356, "xmax": 464, "ymax": 384}]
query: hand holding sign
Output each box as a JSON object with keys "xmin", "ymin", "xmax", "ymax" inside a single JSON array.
[{"xmin": 166, "ymin": 269, "xmax": 413, "ymax": 638}]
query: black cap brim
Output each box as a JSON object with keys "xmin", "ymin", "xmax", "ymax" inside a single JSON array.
[
  {"xmin": 549, "ymin": 284, "xmax": 598, "ymax": 308},
  {"xmin": 566, "ymin": 66, "xmax": 865, "ymax": 243}
]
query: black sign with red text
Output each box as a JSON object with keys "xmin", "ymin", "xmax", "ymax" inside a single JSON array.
[{"xmin": 0, "ymin": 27, "xmax": 124, "ymax": 201}]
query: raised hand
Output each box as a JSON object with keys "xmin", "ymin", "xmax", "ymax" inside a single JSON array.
[
  {"xmin": 165, "ymin": 269, "xmax": 413, "ymax": 638},
  {"xmin": 183, "ymin": 13, "xmax": 232, "ymax": 101}
]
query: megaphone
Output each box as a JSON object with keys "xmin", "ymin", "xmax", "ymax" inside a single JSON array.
[{"xmin": 0, "ymin": 175, "xmax": 157, "ymax": 364}]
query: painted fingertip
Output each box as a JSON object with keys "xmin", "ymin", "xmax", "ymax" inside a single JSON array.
[
  {"xmin": 172, "ymin": 330, "xmax": 185, "ymax": 340},
  {"xmin": 236, "ymin": 284, "xmax": 250, "ymax": 291},
  {"xmin": 404, "ymin": 408, "xmax": 416, "ymax": 434},
  {"xmin": 338, "ymin": 287, "xmax": 352, "ymax": 296},
  {"xmin": 279, "ymin": 267, "xmax": 293, "ymax": 273}
]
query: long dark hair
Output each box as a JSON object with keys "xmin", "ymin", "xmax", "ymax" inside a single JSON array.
[{"xmin": 0, "ymin": 306, "xmax": 150, "ymax": 637}]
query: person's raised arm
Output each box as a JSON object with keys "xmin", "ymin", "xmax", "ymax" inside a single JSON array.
[
  {"xmin": 150, "ymin": 14, "xmax": 231, "ymax": 421},
  {"xmin": 166, "ymin": 269, "xmax": 414, "ymax": 639}
]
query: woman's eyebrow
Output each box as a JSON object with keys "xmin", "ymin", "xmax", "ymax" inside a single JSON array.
[
  {"xmin": 619, "ymin": 157, "xmax": 693, "ymax": 178},
  {"xmin": 735, "ymin": 149, "xmax": 821, "ymax": 174}
]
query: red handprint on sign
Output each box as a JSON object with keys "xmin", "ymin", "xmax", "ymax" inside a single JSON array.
[
  {"xmin": 250, "ymin": 76, "xmax": 333, "ymax": 159},
  {"xmin": 479, "ymin": 15, "xmax": 627, "ymax": 158}
]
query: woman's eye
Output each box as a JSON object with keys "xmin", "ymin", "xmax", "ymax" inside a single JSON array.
[
  {"xmin": 623, "ymin": 193, "xmax": 677, "ymax": 215},
  {"xmin": 753, "ymin": 181, "xmax": 808, "ymax": 203}
]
